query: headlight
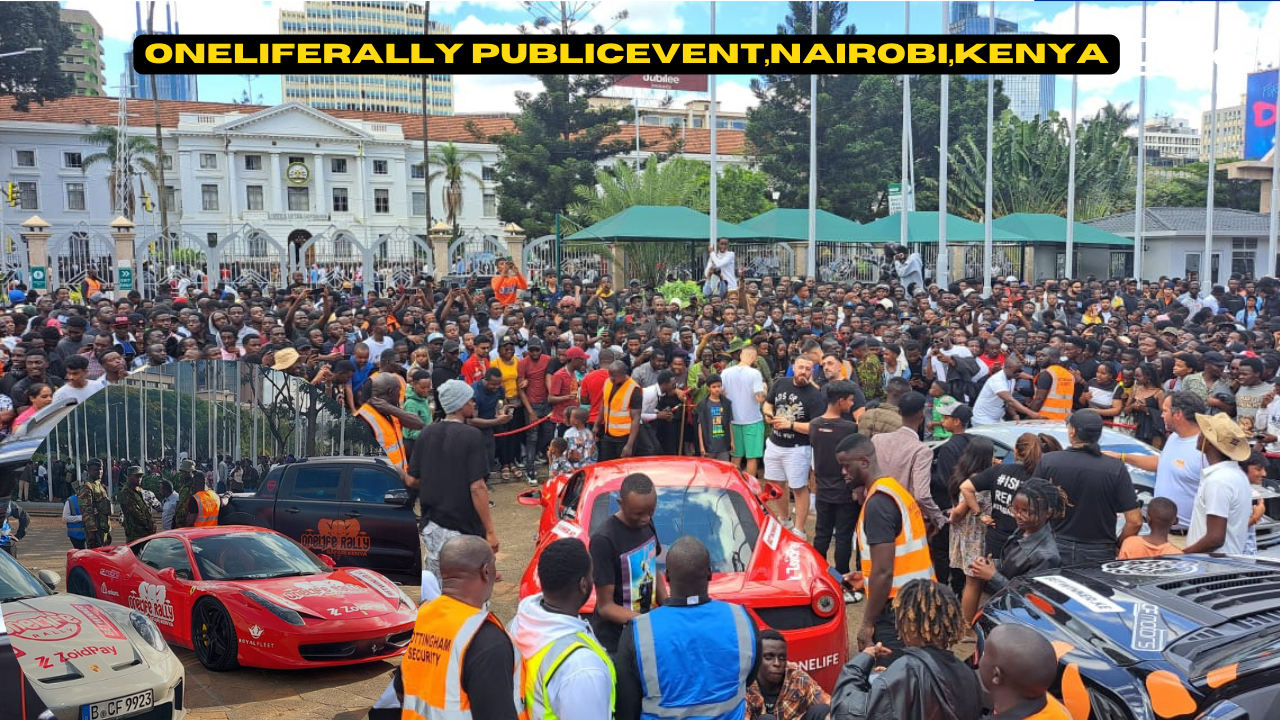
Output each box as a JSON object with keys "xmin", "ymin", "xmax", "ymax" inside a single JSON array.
[
  {"xmin": 129, "ymin": 611, "xmax": 167, "ymax": 652},
  {"xmin": 243, "ymin": 590, "xmax": 305, "ymax": 626},
  {"xmin": 398, "ymin": 587, "xmax": 416, "ymax": 610}
]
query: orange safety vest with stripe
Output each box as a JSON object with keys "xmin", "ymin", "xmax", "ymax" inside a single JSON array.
[
  {"xmin": 1037, "ymin": 365, "xmax": 1075, "ymax": 421},
  {"xmin": 602, "ymin": 377, "xmax": 639, "ymax": 439},
  {"xmin": 193, "ymin": 490, "xmax": 220, "ymax": 527},
  {"xmin": 84, "ymin": 276, "xmax": 103, "ymax": 297},
  {"xmin": 358, "ymin": 403, "xmax": 406, "ymax": 472},
  {"xmin": 857, "ymin": 477, "xmax": 934, "ymax": 599},
  {"xmin": 402, "ymin": 594, "xmax": 527, "ymax": 720}
]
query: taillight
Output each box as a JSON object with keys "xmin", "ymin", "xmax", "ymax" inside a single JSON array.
[{"xmin": 810, "ymin": 581, "xmax": 838, "ymax": 618}]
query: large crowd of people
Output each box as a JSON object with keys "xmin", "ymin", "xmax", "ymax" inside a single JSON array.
[{"xmin": 5, "ymin": 238, "xmax": 1279, "ymax": 720}]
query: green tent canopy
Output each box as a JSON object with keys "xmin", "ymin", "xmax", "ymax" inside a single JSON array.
[
  {"xmin": 564, "ymin": 205, "xmax": 761, "ymax": 242},
  {"xmin": 737, "ymin": 208, "xmax": 863, "ymax": 242},
  {"xmin": 856, "ymin": 212, "xmax": 1029, "ymax": 243},
  {"xmin": 993, "ymin": 213, "xmax": 1134, "ymax": 246}
]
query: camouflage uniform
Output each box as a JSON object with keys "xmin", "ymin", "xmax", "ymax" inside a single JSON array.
[
  {"xmin": 118, "ymin": 474, "xmax": 155, "ymax": 543},
  {"xmin": 78, "ymin": 479, "xmax": 113, "ymax": 548},
  {"xmin": 173, "ymin": 463, "xmax": 197, "ymax": 529}
]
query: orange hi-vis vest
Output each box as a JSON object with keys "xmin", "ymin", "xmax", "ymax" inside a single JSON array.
[
  {"xmin": 358, "ymin": 403, "xmax": 406, "ymax": 472},
  {"xmin": 402, "ymin": 594, "xmax": 527, "ymax": 720},
  {"xmin": 1022, "ymin": 696, "xmax": 1074, "ymax": 720},
  {"xmin": 85, "ymin": 276, "xmax": 103, "ymax": 297},
  {"xmin": 193, "ymin": 490, "xmax": 220, "ymax": 527},
  {"xmin": 602, "ymin": 377, "xmax": 639, "ymax": 439},
  {"xmin": 857, "ymin": 477, "xmax": 934, "ymax": 599},
  {"xmin": 1038, "ymin": 365, "xmax": 1075, "ymax": 421}
]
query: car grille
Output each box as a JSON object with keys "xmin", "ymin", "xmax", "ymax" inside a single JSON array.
[
  {"xmin": 1156, "ymin": 571, "xmax": 1280, "ymax": 613},
  {"xmin": 299, "ymin": 631, "xmax": 413, "ymax": 662},
  {"xmin": 752, "ymin": 606, "xmax": 829, "ymax": 631},
  {"xmin": 125, "ymin": 702, "xmax": 174, "ymax": 720}
]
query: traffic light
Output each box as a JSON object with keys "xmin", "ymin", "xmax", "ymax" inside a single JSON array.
[
  {"xmin": 4, "ymin": 182, "xmax": 17, "ymax": 208},
  {"xmin": 141, "ymin": 190, "xmax": 153, "ymax": 213}
]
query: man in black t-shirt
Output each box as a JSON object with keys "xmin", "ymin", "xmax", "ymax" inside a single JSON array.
[
  {"xmin": 589, "ymin": 472, "xmax": 666, "ymax": 653},
  {"xmin": 809, "ymin": 380, "xmax": 860, "ymax": 596},
  {"xmin": 762, "ymin": 356, "xmax": 827, "ymax": 535}
]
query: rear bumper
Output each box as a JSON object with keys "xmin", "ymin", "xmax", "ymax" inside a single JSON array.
[{"xmin": 752, "ymin": 612, "xmax": 847, "ymax": 692}]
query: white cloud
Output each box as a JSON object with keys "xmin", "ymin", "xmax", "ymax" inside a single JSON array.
[
  {"xmin": 714, "ymin": 79, "xmax": 758, "ymax": 114},
  {"xmin": 453, "ymin": 75, "xmax": 543, "ymax": 113},
  {"xmin": 1054, "ymin": 93, "xmax": 1112, "ymax": 123},
  {"xmin": 452, "ymin": 15, "xmax": 523, "ymax": 35},
  {"xmin": 65, "ymin": 0, "xmax": 309, "ymax": 42},
  {"xmin": 614, "ymin": 2, "xmax": 686, "ymax": 35}
]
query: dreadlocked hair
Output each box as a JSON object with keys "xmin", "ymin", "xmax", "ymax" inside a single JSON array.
[
  {"xmin": 893, "ymin": 579, "xmax": 966, "ymax": 650},
  {"xmin": 1015, "ymin": 477, "xmax": 1069, "ymax": 524}
]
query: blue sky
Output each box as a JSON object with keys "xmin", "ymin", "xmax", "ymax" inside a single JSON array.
[{"xmin": 68, "ymin": 0, "xmax": 1280, "ymax": 129}]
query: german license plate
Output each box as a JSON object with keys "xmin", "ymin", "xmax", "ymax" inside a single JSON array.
[{"xmin": 81, "ymin": 689, "xmax": 154, "ymax": 720}]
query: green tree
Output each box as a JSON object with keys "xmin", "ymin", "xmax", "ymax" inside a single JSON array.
[
  {"xmin": 519, "ymin": 1, "xmax": 628, "ymax": 34},
  {"xmin": 746, "ymin": 2, "xmax": 1001, "ymax": 222},
  {"xmin": 716, "ymin": 165, "xmax": 776, "ymax": 223},
  {"xmin": 1147, "ymin": 159, "xmax": 1260, "ymax": 211},
  {"xmin": 480, "ymin": 74, "xmax": 632, "ymax": 237},
  {"xmin": 417, "ymin": 141, "xmax": 484, "ymax": 230},
  {"xmin": 571, "ymin": 156, "xmax": 707, "ymax": 222},
  {"xmin": 80, "ymin": 126, "xmax": 161, "ymax": 219},
  {"xmin": 0, "ymin": 2, "xmax": 75, "ymax": 111}
]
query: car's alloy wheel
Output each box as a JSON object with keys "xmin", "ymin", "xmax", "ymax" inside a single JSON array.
[
  {"xmin": 192, "ymin": 598, "xmax": 239, "ymax": 671},
  {"xmin": 67, "ymin": 568, "xmax": 95, "ymax": 598}
]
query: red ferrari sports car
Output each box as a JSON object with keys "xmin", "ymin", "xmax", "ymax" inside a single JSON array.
[
  {"xmin": 518, "ymin": 457, "xmax": 848, "ymax": 690},
  {"xmin": 64, "ymin": 526, "xmax": 418, "ymax": 672}
]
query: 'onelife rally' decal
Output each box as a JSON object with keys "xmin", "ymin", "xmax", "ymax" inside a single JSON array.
[
  {"xmin": 282, "ymin": 579, "xmax": 371, "ymax": 600},
  {"xmin": 129, "ymin": 582, "xmax": 176, "ymax": 627},
  {"xmin": 347, "ymin": 569, "xmax": 398, "ymax": 601},
  {"xmin": 300, "ymin": 518, "xmax": 372, "ymax": 557},
  {"xmin": 6, "ymin": 611, "xmax": 82, "ymax": 642}
]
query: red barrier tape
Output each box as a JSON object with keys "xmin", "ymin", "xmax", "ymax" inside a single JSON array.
[
  {"xmin": 493, "ymin": 412, "xmax": 554, "ymax": 438},
  {"xmin": 1103, "ymin": 421, "xmax": 1138, "ymax": 430}
]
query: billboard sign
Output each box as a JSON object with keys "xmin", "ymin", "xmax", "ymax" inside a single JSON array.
[
  {"xmin": 1244, "ymin": 69, "xmax": 1278, "ymax": 161},
  {"xmin": 614, "ymin": 75, "xmax": 708, "ymax": 92}
]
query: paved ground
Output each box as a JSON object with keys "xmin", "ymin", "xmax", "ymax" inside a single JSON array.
[{"xmin": 14, "ymin": 484, "xmax": 877, "ymax": 720}]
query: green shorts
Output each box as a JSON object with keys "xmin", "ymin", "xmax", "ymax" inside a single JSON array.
[{"xmin": 731, "ymin": 421, "xmax": 766, "ymax": 460}]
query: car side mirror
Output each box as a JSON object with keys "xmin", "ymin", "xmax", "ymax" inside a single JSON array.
[
  {"xmin": 318, "ymin": 554, "xmax": 337, "ymax": 568},
  {"xmin": 759, "ymin": 483, "xmax": 783, "ymax": 502},
  {"xmin": 385, "ymin": 489, "xmax": 408, "ymax": 505},
  {"xmin": 157, "ymin": 567, "xmax": 180, "ymax": 584},
  {"xmin": 517, "ymin": 489, "xmax": 541, "ymax": 506},
  {"xmin": 36, "ymin": 569, "xmax": 60, "ymax": 590}
]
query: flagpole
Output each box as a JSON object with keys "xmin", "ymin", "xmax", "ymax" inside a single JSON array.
[
  {"xmin": 983, "ymin": 0, "xmax": 995, "ymax": 295},
  {"xmin": 1269, "ymin": 40, "xmax": 1280, "ymax": 278},
  {"xmin": 938, "ymin": 0, "xmax": 950, "ymax": 288},
  {"xmin": 1205, "ymin": 1, "xmax": 1219, "ymax": 285},
  {"xmin": 901, "ymin": 1, "xmax": 911, "ymax": 251},
  {"xmin": 709, "ymin": 1, "xmax": 717, "ymax": 255},
  {"xmin": 1134, "ymin": 0, "xmax": 1148, "ymax": 283},
  {"xmin": 806, "ymin": 0, "xmax": 818, "ymax": 279},
  {"xmin": 1065, "ymin": 0, "xmax": 1080, "ymax": 279}
]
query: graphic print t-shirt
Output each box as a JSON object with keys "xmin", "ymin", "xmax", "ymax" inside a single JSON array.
[
  {"xmin": 589, "ymin": 514, "xmax": 661, "ymax": 653},
  {"xmin": 765, "ymin": 378, "xmax": 826, "ymax": 448}
]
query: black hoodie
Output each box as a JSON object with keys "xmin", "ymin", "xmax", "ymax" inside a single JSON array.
[{"xmin": 830, "ymin": 645, "xmax": 984, "ymax": 720}]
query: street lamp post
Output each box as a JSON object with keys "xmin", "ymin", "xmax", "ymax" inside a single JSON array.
[{"xmin": 0, "ymin": 47, "xmax": 42, "ymax": 60}]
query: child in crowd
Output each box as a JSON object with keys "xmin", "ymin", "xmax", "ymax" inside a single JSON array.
[
  {"xmin": 1241, "ymin": 451, "xmax": 1269, "ymax": 555},
  {"xmin": 1118, "ymin": 497, "xmax": 1182, "ymax": 559},
  {"xmin": 547, "ymin": 437, "xmax": 574, "ymax": 480},
  {"xmin": 927, "ymin": 380, "xmax": 958, "ymax": 440},
  {"xmin": 563, "ymin": 407, "xmax": 596, "ymax": 469},
  {"xmin": 695, "ymin": 374, "xmax": 734, "ymax": 461}
]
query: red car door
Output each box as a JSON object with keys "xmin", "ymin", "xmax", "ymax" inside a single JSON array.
[{"xmin": 126, "ymin": 538, "xmax": 195, "ymax": 646}]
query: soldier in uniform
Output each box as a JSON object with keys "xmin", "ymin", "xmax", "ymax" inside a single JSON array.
[
  {"xmin": 173, "ymin": 459, "xmax": 197, "ymax": 529},
  {"xmin": 78, "ymin": 459, "xmax": 113, "ymax": 548},
  {"xmin": 118, "ymin": 466, "xmax": 155, "ymax": 543}
]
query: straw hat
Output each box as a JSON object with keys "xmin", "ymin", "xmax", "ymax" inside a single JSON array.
[
  {"xmin": 271, "ymin": 348, "xmax": 300, "ymax": 372},
  {"xmin": 1194, "ymin": 413, "xmax": 1252, "ymax": 461}
]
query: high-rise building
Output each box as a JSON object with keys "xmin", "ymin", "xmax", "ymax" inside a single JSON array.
[
  {"xmin": 279, "ymin": 2, "xmax": 454, "ymax": 115},
  {"xmin": 1201, "ymin": 97, "xmax": 1247, "ymax": 161},
  {"xmin": 123, "ymin": 1, "xmax": 198, "ymax": 101},
  {"xmin": 59, "ymin": 9, "xmax": 105, "ymax": 97},
  {"xmin": 949, "ymin": 1, "xmax": 1054, "ymax": 123},
  {"xmin": 1141, "ymin": 116, "xmax": 1201, "ymax": 165}
]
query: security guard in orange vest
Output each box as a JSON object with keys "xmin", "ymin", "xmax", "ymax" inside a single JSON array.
[
  {"xmin": 401, "ymin": 535, "xmax": 523, "ymax": 720},
  {"xmin": 835, "ymin": 433, "xmax": 934, "ymax": 666},
  {"xmin": 184, "ymin": 470, "xmax": 223, "ymax": 528},
  {"xmin": 1030, "ymin": 348, "xmax": 1076, "ymax": 422},
  {"xmin": 358, "ymin": 374, "xmax": 424, "ymax": 476},
  {"xmin": 979, "ymin": 625, "xmax": 1074, "ymax": 720},
  {"xmin": 595, "ymin": 362, "xmax": 642, "ymax": 462}
]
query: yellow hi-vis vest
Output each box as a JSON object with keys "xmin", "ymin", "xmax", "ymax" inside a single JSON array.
[{"xmin": 521, "ymin": 631, "xmax": 615, "ymax": 720}]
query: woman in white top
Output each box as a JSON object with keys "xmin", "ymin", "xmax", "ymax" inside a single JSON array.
[{"xmin": 704, "ymin": 237, "xmax": 738, "ymax": 297}]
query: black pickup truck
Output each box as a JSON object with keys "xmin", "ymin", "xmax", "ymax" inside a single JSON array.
[{"xmin": 220, "ymin": 456, "xmax": 421, "ymax": 582}]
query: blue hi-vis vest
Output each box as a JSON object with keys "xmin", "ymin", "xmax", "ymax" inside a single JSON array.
[
  {"xmin": 0, "ymin": 501, "xmax": 11, "ymax": 545},
  {"xmin": 67, "ymin": 496, "xmax": 84, "ymax": 540},
  {"xmin": 632, "ymin": 600, "xmax": 756, "ymax": 720}
]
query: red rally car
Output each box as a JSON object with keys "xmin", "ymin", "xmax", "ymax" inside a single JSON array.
[
  {"xmin": 518, "ymin": 457, "xmax": 848, "ymax": 690},
  {"xmin": 65, "ymin": 526, "xmax": 418, "ymax": 672}
]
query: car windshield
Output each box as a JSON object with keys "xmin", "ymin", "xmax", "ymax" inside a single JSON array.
[
  {"xmin": 0, "ymin": 546, "xmax": 50, "ymax": 603},
  {"xmin": 589, "ymin": 487, "xmax": 760, "ymax": 574},
  {"xmin": 191, "ymin": 532, "xmax": 331, "ymax": 580}
]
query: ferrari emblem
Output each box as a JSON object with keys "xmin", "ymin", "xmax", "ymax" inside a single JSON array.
[{"xmin": 89, "ymin": 665, "xmax": 100, "ymax": 673}]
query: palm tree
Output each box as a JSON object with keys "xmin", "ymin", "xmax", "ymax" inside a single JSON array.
[
  {"xmin": 417, "ymin": 141, "xmax": 483, "ymax": 229},
  {"xmin": 81, "ymin": 126, "xmax": 161, "ymax": 219}
]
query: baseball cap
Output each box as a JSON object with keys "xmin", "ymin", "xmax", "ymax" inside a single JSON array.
[
  {"xmin": 527, "ymin": 338, "xmax": 544, "ymax": 351},
  {"xmin": 565, "ymin": 346, "xmax": 589, "ymax": 361},
  {"xmin": 127, "ymin": 466, "xmax": 143, "ymax": 476},
  {"xmin": 940, "ymin": 403, "xmax": 972, "ymax": 424},
  {"xmin": 86, "ymin": 458, "xmax": 102, "ymax": 467},
  {"xmin": 7, "ymin": 290, "xmax": 24, "ymax": 304},
  {"xmin": 427, "ymin": 332, "xmax": 445, "ymax": 343},
  {"xmin": 1067, "ymin": 409, "xmax": 1104, "ymax": 442},
  {"xmin": 113, "ymin": 315, "xmax": 130, "ymax": 326},
  {"xmin": 1202, "ymin": 351, "xmax": 1227, "ymax": 366},
  {"xmin": 442, "ymin": 340, "xmax": 461, "ymax": 354}
]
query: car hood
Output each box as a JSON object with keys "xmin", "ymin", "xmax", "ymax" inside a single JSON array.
[
  {"xmin": 228, "ymin": 567, "xmax": 404, "ymax": 620},
  {"xmin": 997, "ymin": 555, "xmax": 1280, "ymax": 683},
  {"xmin": 3, "ymin": 594, "xmax": 150, "ymax": 684}
]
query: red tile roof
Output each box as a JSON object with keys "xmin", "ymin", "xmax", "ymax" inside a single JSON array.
[{"xmin": 0, "ymin": 95, "xmax": 746, "ymax": 155}]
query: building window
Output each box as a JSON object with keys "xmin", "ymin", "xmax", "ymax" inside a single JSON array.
[
  {"xmin": 411, "ymin": 191, "xmax": 425, "ymax": 216},
  {"xmin": 17, "ymin": 182, "xmax": 37, "ymax": 210},
  {"xmin": 1233, "ymin": 237, "xmax": 1258, "ymax": 277},
  {"xmin": 692, "ymin": 118, "xmax": 704, "ymax": 128},
  {"xmin": 482, "ymin": 166, "xmax": 498, "ymax": 182},
  {"xmin": 246, "ymin": 185, "xmax": 264, "ymax": 211},
  {"xmin": 332, "ymin": 187, "xmax": 349, "ymax": 212},
  {"xmin": 331, "ymin": 158, "xmax": 347, "ymax": 174},
  {"xmin": 248, "ymin": 234, "xmax": 267, "ymax": 256},
  {"xmin": 164, "ymin": 185, "xmax": 180, "ymax": 215},
  {"xmin": 15, "ymin": 150, "xmax": 35, "ymax": 167},
  {"xmin": 207, "ymin": 232, "xmax": 218, "ymax": 246},
  {"xmin": 334, "ymin": 234, "xmax": 355, "ymax": 257},
  {"xmin": 374, "ymin": 188, "xmax": 389, "ymax": 213},
  {"xmin": 287, "ymin": 186, "xmax": 310, "ymax": 211},
  {"xmin": 63, "ymin": 152, "xmax": 82, "ymax": 169},
  {"xmin": 161, "ymin": 155, "xmax": 173, "ymax": 171},
  {"xmin": 483, "ymin": 192, "xmax": 497, "ymax": 218},
  {"xmin": 244, "ymin": 154, "xmax": 263, "ymax": 171},
  {"xmin": 201, "ymin": 184, "xmax": 219, "ymax": 211},
  {"xmin": 373, "ymin": 159, "xmax": 388, "ymax": 175},
  {"xmin": 410, "ymin": 164, "xmax": 425, "ymax": 179},
  {"xmin": 199, "ymin": 153, "xmax": 217, "ymax": 170},
  {"xmin": 65, "ymin": 182, "xmax": 85, "ymax": 211}
]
